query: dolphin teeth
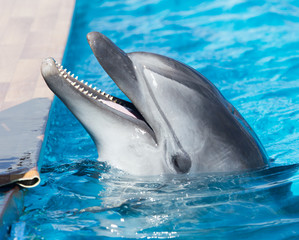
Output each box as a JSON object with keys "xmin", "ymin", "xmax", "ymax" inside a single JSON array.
[
  {"xmin": 89, "ymin": 84, "xmax": 92, "ymax": 88},
  {"xmin": 85, "ymin": 82, "xmax": 88, "ymax": 86},
  {"xmin": 101, "ymin": 91, "xmax": 105, "ymax": 95},
  {"xmin": 71, "ymin": 82, "xmax": 76, "ymax": 86},
  {"xmin": 71, "ymin": 74, "xmax": 74, "ymax": 77},
  {"xmin": 109, "ymin": 96, "xmax": 113, "ymax": 101},
  {"xmin": 79, "ymin": 87, "xmax": 84, "ymax": 92},
  {"xmin": 83, "ymin": 90, "xmax": 88, "ymax": 94},
  {"xmin": 62, "ymin": 69, "xmax": 67, "ymax": 73},
  {"xmin": 98, "ymin": 89, "xmax": 102, "ymax": 93},
  {"xmin": 93, "ymin": 87, "xmax": 97, "ymax": 90},
  {"xmin": 59, "ymin": 66, "xmax": 63, "ymax": 70},
  {"xmin": 75, "ymin": 85, "xmax": 80, "ymax": 89},
  {"xmin": 57, "ymin": 63, "xmax": 61, "ymax": 67},
  {"xmin": 68, "ymin": 71, "xmax": 71, "ymax": 75},
  {"xmin": 75, "ymin": 76, "xmax": 78, "ymax": 80},
  {"xmin": 88, "ymin": 93, "xmax": 92, "ymax": 97},
  {"xmin": 63, "ymin": 74, "xmax": 68, "ymax": 78},
  {"xmin": 80, "ymin": 80, "xmax": 84, "ymax": 83},
  {"xmin": 93, "ymin": 96, "xmax": 97, "ymax": 100}
]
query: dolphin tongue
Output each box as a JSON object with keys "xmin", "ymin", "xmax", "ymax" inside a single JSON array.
[{"xmin": 98, "ymin": 99, "xmax": 138, "ymax": 119}]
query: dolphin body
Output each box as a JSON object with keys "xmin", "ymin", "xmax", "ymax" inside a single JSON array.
[{"xmin": 41, "ymin": 32, "xmax": 269, "ymax": 176}]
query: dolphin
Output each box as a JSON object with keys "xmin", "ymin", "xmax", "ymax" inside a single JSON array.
[{"xmin": 41, "ymin": 32, "xmax": 269, "ymax": 176}]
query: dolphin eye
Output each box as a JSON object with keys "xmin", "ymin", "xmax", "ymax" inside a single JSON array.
[{"xmin": 171, "ymin": 154, "xmax": 191, "ymax": 173}]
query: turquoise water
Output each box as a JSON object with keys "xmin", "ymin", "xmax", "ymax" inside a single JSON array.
[{"xmin": 16, "ymin": 0, "xmax": 299, "ymax": 239}]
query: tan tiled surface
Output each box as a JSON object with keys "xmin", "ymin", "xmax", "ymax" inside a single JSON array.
[
  {"xmin": 0, "ymin": 0, "xmax": 75, "ymax": 110},
  {"xmin": 0, "ymin": 0, "xmax": 74, "ymax": 182},
  {"xmin": 0, "ymin": 0, "xmax": 75, "ymax": 179},
  {"xmin": 0, "ymin": 0, "xmax": 75, "ymax": 232}
]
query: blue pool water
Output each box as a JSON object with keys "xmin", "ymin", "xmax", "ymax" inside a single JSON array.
[{"xmin": 16, "ymin": 0, "xmax": 299, "ymax": 239}]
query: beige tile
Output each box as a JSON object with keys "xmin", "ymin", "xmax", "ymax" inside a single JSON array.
[
  {"xmin": 1, "ymin": 18, "xmax": 33, "ymax": 45},
  {"xmin": 20, "ymin": 31, "xmax": 53, "ymax": 59},
  {"xmin": 0, "ymin": 44, "xmax": 25, "ymax": 83},
  {"xmin": 0, "ymin": 0, "xmax": 75, "ymax": 110},
  {"xmin": 30, "ymin": 0, "xmax": 61, "ymax": 32},
  {"xmin": 11, "ymin": 59, "xmax": 40, "ymax": 84},
  {"xmin": 0, "ymin": 83, "xmax": 10, "ymax": 102},
  {"xmin": 4, "ymin": 59, "xmax": 40, "ymax": 103},
  {"xmin": 0, "ymin": 0, "xmax": 16, "ymax": 28},
  {"xmin": 33, "ymin": 75, "xmax": 53, "ymax": 99},
  {"xmin": 11, "ymin": 0, "xmax": 38, "ymax": 18}
]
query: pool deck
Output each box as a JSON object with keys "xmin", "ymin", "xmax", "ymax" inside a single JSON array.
[{"xmin": 0, "ymin": 0, "xmax": 75, "ymax": 235}]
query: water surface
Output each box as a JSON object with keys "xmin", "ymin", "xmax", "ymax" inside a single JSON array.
[{"xmin": 16, "ymin": 0, "xmax": 299, "ymax": 239}]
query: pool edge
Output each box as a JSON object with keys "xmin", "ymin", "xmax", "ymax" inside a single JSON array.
[{"xmin": 0, "ymin": 0, "xmax": 76, "ymax": 236}]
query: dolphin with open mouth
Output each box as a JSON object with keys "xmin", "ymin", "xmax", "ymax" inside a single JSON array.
[{"xmin": 41, "ymin": 32, "xmax": 269, "ymax": 175}]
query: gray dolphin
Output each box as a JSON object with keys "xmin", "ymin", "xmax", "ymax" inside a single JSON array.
[{"xmin": 41, "ymin": 32, "xmax": 269, "ymax": 175}]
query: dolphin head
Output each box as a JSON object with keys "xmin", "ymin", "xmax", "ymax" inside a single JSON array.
[{"xmin": 41, "ymin": 32, "xmax": 269, "ymax": 176}]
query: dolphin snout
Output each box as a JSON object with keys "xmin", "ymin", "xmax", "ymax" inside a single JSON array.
[
  {"xmin": 86, "ymin": 31, "xmax": 102, "ymax": 46},
  {"xmin": 41, "ymin": 57, "xmax": 57, "ymax": 79}
]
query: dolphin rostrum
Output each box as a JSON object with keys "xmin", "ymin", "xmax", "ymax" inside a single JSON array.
[{"xmin": 41, "ymin": 32, "xmax": 269, "ymax": 176}]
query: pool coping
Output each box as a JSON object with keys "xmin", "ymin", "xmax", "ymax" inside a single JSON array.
[{"xmin": 0, "ymin": 0, "xmax": 75, "ymax": 235}]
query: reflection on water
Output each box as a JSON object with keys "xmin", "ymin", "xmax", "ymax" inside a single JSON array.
[{"xmin": 18, "ymin": 0, "xmax": 299, "ymax": 239}]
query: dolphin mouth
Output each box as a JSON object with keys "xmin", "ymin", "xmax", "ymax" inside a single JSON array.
[{"xmin": 43, "ymin": 58, "xmax": 150, "ymax": 126}]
